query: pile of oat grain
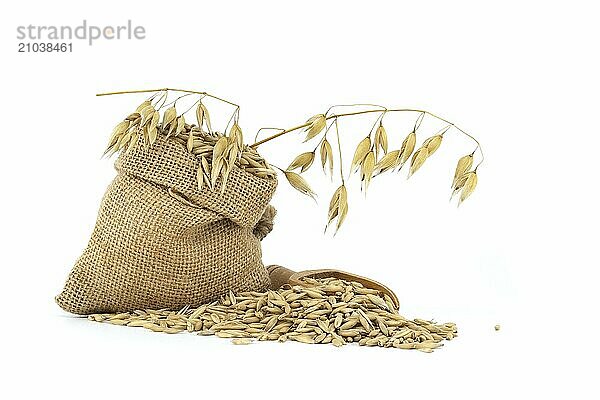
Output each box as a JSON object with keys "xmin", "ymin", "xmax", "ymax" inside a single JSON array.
[{"xmin": 88, "ymin": 277, "xmax": 457, "ymax": 352}]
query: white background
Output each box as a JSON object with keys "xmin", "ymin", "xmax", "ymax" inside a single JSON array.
[{"xmin": 1, "ymin": 0, "xmax": 598, "ymax": 398}]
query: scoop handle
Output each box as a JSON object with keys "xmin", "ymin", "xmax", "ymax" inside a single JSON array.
[{"xmin": 266, "ymin": 265, "xmax": 296, "ymax": 290}]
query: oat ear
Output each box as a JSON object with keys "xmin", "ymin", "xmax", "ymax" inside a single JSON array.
[
  {"xmin": 287, "ymin": 151, "xmax": 315, "ymax": 173},
  {"xmin": 135, "ymin": 100, "xmax": 152, "ymax": 113},
  {"xmin": 283, "ymin": 170, "xmax": 316, "ymax": 199},
  {"xmin": 195, "ymin": 102, "xmax": 204, "ymax": 131},
  {"xmin": 374, "ymin": 123, "xmax": 388, "ymax": 159},
  {"xmin": 398, "ymin": 131, "xmax": 416, "ymax": 169},
  {"xmin": 458, "ymin": 171, "xmax": 478, "ymax": 206},
  {"xmin": 325, "ymin": 184, "xmax": 348, "ymax": 232},
  {"xmin": 350, "ymin": 136, "xmax": 371, "ymax": 173},
  {"xmin": 303, "ymin": 114, "xmax": 326, "ymax": 142},
  {"xmin": 407, "ymin": 147, "xmax": 429, "ymax": 178},
  {"xmin": 187, "ymin": 131, "xmax": 195, "ymax": 153},
  {"xmin": 452, "ymin": 154, "xmax": 473, "ymax": 188},
  {"xmin": 320, "ymin": 139, "xmax": 334, "ymax": 178},
  {"xmin": 373, "ymin": 149, "xmax": 400, "ymax": 176},
  {"xmin": 422, "ymin": 134, "xmax": 443, "ymax": 156},
  {"xmin": 201, "ymin": 103, "xmax": 212, "ymax": 134},
  {"xmin": 360, "ymin": 151, "xmax": 375, "ymax": 192}
]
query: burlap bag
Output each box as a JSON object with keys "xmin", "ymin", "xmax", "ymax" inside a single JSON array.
[{"xmin": 56, "ymin": 134, "xmax": 277, "ymax": 315}]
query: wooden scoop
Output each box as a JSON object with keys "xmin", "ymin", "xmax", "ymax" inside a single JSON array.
[{"xmin": 266, "ymin": 265, "xmax": 400, "ymax": 310}]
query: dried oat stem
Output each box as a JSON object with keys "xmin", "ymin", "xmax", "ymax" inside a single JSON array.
[
  {"xmin": 161, "ymin": 93, "xmax": 194, "ymax": 108},
  {"xmin": 251, "ymin": 107, "xmax": 484, "ymax": 164},
  {"xmin": 334, "ymin": 118, "xmax": 344, "ymax": 183},
  {"xmin": 251, "ymin": 122, "xmax": 316, "ymax": 147},
  {"xmin": 96, "ymin": 87, "xmax": 240, "ymax": 110},
  {"xmin": 254, "ymin": 127, "xmax": 286, "ymax": 142},
  {"xmin": 325, "ymin": 103, "xmax": 387, "ymax": 116}
]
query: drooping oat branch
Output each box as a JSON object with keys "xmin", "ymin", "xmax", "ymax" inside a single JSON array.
[
  {"xmin": 256, "ymin": 104, "xmax": 484, "ymax": 231},
  {"xmin": 252, "ymin": 107, "xmax": 483, "ymax": 161},
  {"xmin": 254, "ymin": 128, "xmax": 286, "ymax": 142}
]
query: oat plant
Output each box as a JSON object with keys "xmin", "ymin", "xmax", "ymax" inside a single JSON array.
[{"xmin": 97, "ymin": 88, "xmax": 483, "ymax": 234}]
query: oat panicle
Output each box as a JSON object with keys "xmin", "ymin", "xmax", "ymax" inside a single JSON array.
[{"xmin": 98, "ymin": 89, "xmax": 483, "ymax": 232}]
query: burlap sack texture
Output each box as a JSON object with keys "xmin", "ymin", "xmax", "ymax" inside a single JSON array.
[{"xmin": 56, "ymin": 134, "xmax": 277, "ymax": 315}]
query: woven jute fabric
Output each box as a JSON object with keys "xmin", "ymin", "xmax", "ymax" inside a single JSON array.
[{"xmin": 56, "ymin": 134, "xmax": 277, "ymax": 315}]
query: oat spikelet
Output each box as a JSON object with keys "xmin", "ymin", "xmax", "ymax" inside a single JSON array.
[
  {"xmin": 422, "ymin": 134, "xmax": 443, "ymax": 156},
  {"xmin": 211, "ymin": 158, "xmax": 223, "ymax": 189},
  {"xmin": 148, "ymin": 111, "xmax": 159, "ymax": 145},
  {"xmin": 163, "ymin": 106, "xmax": 177, "ymax": 128},
  {"xmin": 326, "ymin": 184, "xmax": 348, "ymax": 232},
  {"xmin": 195, "ymin": 102, "xmax": 204, "ymax": 130},
  {"xmin": 452, "ymin": 154, "xmax": 473, "ymax": 188},
  {"xmin": 104, "ymin": 121, "xmax": 129, "ymax": 156},
  {"xmin": 408, "ymin": 147, "xmax": 429, "ymax": 178},
  {"xmin": 138, "ymin": 106, "xmax": 154, "ymax": 125},
  {"xmin": 283, "ymin": 171, "xmax": 316, "ymax": 199},
  {"xmin": 320, "ymin": 139, "xmax": 334, "ymax": 177},
  {"xmin": 210, "ymin": 137, "xmax": 228, "ymax": 188},
  {"xmin": 374, "ymin": 150, "xmax": 400, "ymax": 176},
  {"xmin": 288, "ymin": 152, "xmax": 315, "ymax": 173},
  {"xmin": 230, "ymin": 122, "xmax": 244, "ymax": 149},
  {"xmin": 451, "ymin": 173, "xmax": 469, "ymax": 199},
  {"xmin": 303, "ymin": 114, "xmax": 326, "ymax": 142},
  {"xmin": 200, "ymin": 103, "xmax": 212, "ymax": 133},
  {"xmin": 221, "ymin": 145, "xmax": 238, "ymax": 194},
  {"xmin": 187, "ymin": 131, "xmax": 195, "ymax": 153},
  {"xmin": 126, "ymin": 132, "xmax": 139, "ymax": 153},
  {"xmin": 326, "ymin": 186, "xmax": 343, "ymax": 224},
  {"xmin": 148, "ymin": 126, "xmax": 158, "ymax": 148},
  {"xmin": 351, "ymin": 136, "xmax": 371, "ymax": 173},
  {"xmin": 361, "ymin": 151, "xmax": 375, "ymax": 191},
  {"xmin": 140, "ymin": 105, "xmax": 156, "ymax": 127},
  {"xmin": 116, "ymin": 129, "xmax": 132, "ymax": 152},
  {"xmin": 213, "ymin": 136, "xmax": 228, "ymax": 160},
  {"xmin": 168, "ymin": 115, "xmax": 178, "ymax": 136},
  {"xmin": 398, "ymin": 132, "xmax": 416, "ymax": 168},
  {"xmin": 124, "ymin": 113, "xmax": 140, "ymax": 124},
  {"xmin": 374, "ymin": 123, "xmax": 388, "ymax": 159},
  {"xmin": 458, "ymin": 171, "xmax": 478, "ymax": 205},
  {"xmin": 175, "ymin": 115, "xmax": 186, "ymax": 136},
  {"xmin": 135, "ymin": 100, "xmax": 152, "ymax": 113}
]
